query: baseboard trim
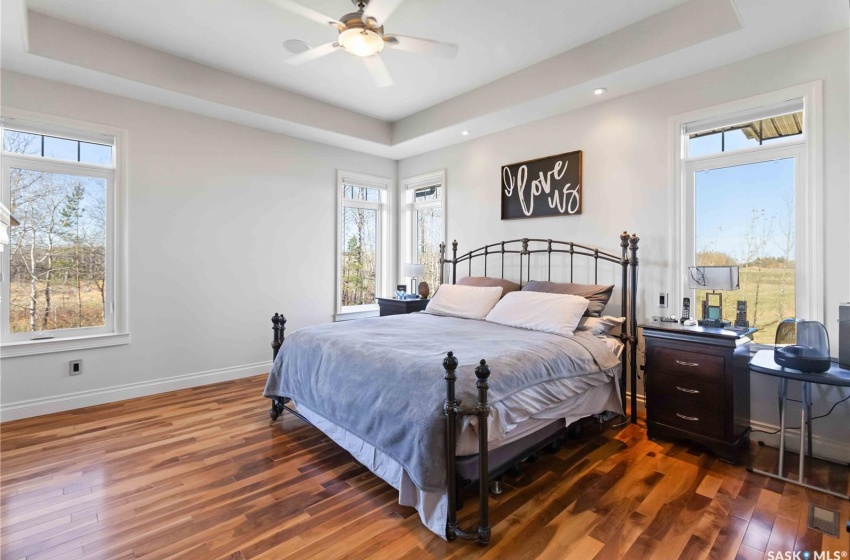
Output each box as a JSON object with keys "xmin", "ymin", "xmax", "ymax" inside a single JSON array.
[
  {"xmin": 748, "ymin": 419, "xmax": 850, "ymax": 465},
  {"xmin": 626, "ymin": 391, "xmax": 848, "ymax": 464},
  {"xmin": 0, "ymin": 361, "xmax": 272, "ymax": 422}
]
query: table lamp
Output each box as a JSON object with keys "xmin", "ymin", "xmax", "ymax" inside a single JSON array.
[
  {"xmin": 687, "ymin": 265, "xmax": 739, "ymax": 328},
  {"xmin": 403, "ymin": 263, "xmax": 425, "ymax": 298}
]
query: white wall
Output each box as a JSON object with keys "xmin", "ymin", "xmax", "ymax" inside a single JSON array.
[
  {"xmin": 398, "ymin": 30, "xmax": 850, "ymax": 461},
  {"xmin": 0, "ymin": 71, "xmax": 396, "ymax": 419}
]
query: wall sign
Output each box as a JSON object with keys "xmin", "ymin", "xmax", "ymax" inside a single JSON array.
[{"xmin": 501, "ymin": 150, "xmax": 582, "ymax": 220}]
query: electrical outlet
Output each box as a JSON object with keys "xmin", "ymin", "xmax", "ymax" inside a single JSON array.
[
  {"xmin": 658, "ymin": 292, "xmax": 668, "ymax": 308},
  {"xmin": 69, "ymin": 359, "xmax": 82, "ymax": 376}
]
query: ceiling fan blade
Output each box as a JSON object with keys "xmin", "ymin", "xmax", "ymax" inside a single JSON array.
[
  {"xmin": 362, "ymin": 55, "xmax": 393, "ymax": 88},
  {"xmin": 265, "ymin": 0, "xmax": 343, "ymax": 27},
  {"xmin": 385, "ymin": 35, "xmax": 458, "ymax": 59},
  {"xmin": 361, "ymin": 0, "xmax": 404, "ymax": 26},
  {"xmin": 284, "ymin": 41, "xmax": 339, "ymax": 65}
]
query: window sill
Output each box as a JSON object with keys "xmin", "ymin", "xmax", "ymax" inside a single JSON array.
[
  {"xmin": 1, "ymin": 332, "xmax": 130, "ymax": 358},
  {"xmin": 335, "ymin": 305, "xmax": 379, "ymax": 322}
]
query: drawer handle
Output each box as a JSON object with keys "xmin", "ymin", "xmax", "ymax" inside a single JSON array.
[
  {"xmin": 676, "ymin": 413, "xmax": 699, "ymax": 422},
  {"xmin": 676, "ymin": 386, "xmax": 700, "ymax": 394},
  {"xmin": 675, "ymin": 360, "xmax": 700, "ymax": 367}
]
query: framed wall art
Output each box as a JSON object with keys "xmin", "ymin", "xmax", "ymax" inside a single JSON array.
[{"xmin": 501, "ymin": 150, "xmax": 582, "ymax": 220}]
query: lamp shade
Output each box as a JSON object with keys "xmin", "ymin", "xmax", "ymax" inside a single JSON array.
[
  {"xmin": 403, "ymin": 263, "xmax": 425, "ymax": 278},
  {"xmin": 687, "ymin": 266, "xmax": 739, "ymax": 291}
]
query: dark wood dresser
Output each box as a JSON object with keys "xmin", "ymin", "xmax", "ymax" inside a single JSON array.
[
  {"xmin": 376, "ymin": 297, "xmax": 429, "ymax": 316},
  {"xmin": 640, "ymin": 322, "xmax": 756, "ymax": 462}
]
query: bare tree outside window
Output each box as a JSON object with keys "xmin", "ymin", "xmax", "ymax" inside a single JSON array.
[
  {"xmin": 694, "ymin": 159, "xmax": 795, "ymax": 343},
  {"xmin": 3, "ymin": 129, "xmax": 110, "ymax": 335},
  {"xmin": 413, "ymin": 185, "xmax": 442, "ymax": 294},
  {"xmin": 340, "ymin": 185, "xmax": 379, "ymax": 307}
]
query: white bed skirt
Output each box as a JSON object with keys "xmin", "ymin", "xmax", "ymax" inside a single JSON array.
[{"xmin": 292, "ymin": 375, "xmax": 622, "ymax": 539}]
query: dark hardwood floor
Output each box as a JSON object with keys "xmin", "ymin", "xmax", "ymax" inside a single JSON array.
[{"xmin": 1, "ymin": 375, "xmax": 847, "ymax": 559}]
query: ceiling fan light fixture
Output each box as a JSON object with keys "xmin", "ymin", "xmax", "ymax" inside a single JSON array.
[{"xmin": 338, "ymin": 27, "xmax": 384, "ymax": 57}]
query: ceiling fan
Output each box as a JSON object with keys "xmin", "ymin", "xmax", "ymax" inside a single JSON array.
[{"xmin": 270, "ymin": 0, "xmax": 459, "ymax": 88}]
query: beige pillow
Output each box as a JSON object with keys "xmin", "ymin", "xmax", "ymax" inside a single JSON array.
[
  {"xmin": 457, "ymin": 276, "xmax": 521, "ymax": 298},
  {"xmin": 521, "ymin": 280, "xmax": 614, "ymax": 317},
  {"xmin": 423, "ymin": 284, "xmax": 503, "ymax": 320},
  {"xmin": 485, "ymin": 291, "xmax": 589, "ymax": 336}
]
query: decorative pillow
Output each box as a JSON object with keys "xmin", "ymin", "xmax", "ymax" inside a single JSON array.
[
  {"xmin": 577, "ymin": 316, "xmax": 626, "ymax": 335},
  {"xmin": 485, "ymin": 291, "xmax": 589, "ymax": 336},
  {"xmin": 423, "ymin": 284, "xmax": 503, "ymax": 320},
  {"xmin": 457, "ymin": 276, "xmax": 521, "ymax": 298},
  {"xmin": 521, "ymin": 280, "xmax": 614, "ymax": 317}
]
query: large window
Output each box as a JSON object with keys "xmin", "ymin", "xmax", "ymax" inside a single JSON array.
[
  {"xmin": 404, "ymin": 170, "xmax": 446, "ymax": 294},
  {"xmin": 1, "ymin": 115, "xmax": 125, "ymax": 352},
  {"xmin": 679, "ymin": 95, "xmax": 818, "ymax": 344},
  {"xmin": 336, "ymin": 171, "xmax": 390, "ymax": 318}
]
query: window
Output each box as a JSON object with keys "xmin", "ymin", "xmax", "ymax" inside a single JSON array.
[
  {"xmin": 676, "ymin": 87, "xmax": 822, "ymax": 345},
  {"xmin": 336, "ymin": 171, "xmax": 391, "ymax": 318},
  {"xmin": 404, "ymin": 170, "xmax": 446, "ymax": 294},
  {"xmin": 1, "ymin": 115, "xmax": 126, "ymax": 354}
]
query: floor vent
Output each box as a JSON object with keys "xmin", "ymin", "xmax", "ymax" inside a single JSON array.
[{"xmin": 807, "ymin": 504, "xmax": 840, "ymax": 538}]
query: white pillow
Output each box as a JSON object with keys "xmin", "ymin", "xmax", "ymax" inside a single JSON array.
[
  {"xmin": 485, "ymin": 291, "xmax": 589, "ymax": 336},
  {"xmin": 577, "ymin": 315, "xmax": 626, "ymax": 335},
  {"xmin": 423, "ymin": 284, "xmax": 503, "ymax": 320}
]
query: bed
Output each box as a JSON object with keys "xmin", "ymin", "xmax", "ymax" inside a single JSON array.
[{"xmin": 264, "ymin": 233, "xmax": 640, "ymax": 544}]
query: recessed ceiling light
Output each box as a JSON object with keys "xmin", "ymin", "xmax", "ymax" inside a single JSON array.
[
  {"xmin": 283, "ymin": 39, "xmax": 311, "ymax": 55},
  {"xmin": 593, "ymin": 88, "xmax": 607, "ymax": 95},
  {"xmin": 461, "ymin": 130, "xmax": 470, "ymax": 136}
]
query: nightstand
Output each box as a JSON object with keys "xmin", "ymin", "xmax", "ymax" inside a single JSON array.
[
  {"xmin": 376, "ymin": 297, "xmax": 429, "ymax": 316},
  {"xmin": 640, "ymin": 322, "xmax": 756, "ymax": 462}
]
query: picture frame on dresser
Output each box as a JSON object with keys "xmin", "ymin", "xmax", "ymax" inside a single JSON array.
[{"xmin": 640, "ymin": 322, "xmax": 757, "ymax": 463}]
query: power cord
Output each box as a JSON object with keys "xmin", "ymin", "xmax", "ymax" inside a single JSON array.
[{"xmin": 750, "ymin": 392, "xmax": 850, "ymax": 435}]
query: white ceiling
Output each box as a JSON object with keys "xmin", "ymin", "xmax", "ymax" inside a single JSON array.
[
  {"xmin": 23, "ymin": 0, "xmax": 694, "ymax": 121},
  {"xmin": 1, "ymin": 0, "xmax": 848, "ymax": 159}
]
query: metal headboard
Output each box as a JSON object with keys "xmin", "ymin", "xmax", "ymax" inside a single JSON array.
[{"xmin": 438, "ymin": 232, "xmax": 640, "ymax": 423}]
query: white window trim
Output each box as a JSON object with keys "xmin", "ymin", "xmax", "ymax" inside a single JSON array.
[
  {"xmin": 0, "ymin": 107, "xmax": 129, "ymax": 357},
  {"xmin": 668, "ymin": 81, "xmax": 823, "ymax": 324},
  {"xmin": 402, "ymin": 170, "xmax": 446, "ymax": 274},
  {"xmin": 335, "ymin": 170, "xmax": 392, "ymax": 321}
]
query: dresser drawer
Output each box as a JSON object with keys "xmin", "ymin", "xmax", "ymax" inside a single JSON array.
[
  {"xmin": 649, "ymin": 370, "xmax": 724, "ymax": 409},
  {"xmin": 651, "ymin": 399, "xmax": 725, "ymax": 440},
  {"xmin": 651, "ymin": 346, "xmax": 725, "ymax": 381}
]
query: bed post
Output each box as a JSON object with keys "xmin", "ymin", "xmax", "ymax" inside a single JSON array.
[
  {"xmin": 443, "ymin": 351, "xmax": 460, "ymax": 541},
  {"xmin": 628, "ymin": 234, "xmax": 640, "ymax": 424},
  {"xmin": 269, "ymin": 313, "xmax": 287, "ymax": 421},
  {"xmin": 473, "ymin": 359, "xmax": 492, "ymax": 545},
  {"xmin": 444, "ymin": 352, "xmax": 492, "ymax": 546},
  {"xmin": 439, "ymin": 242, "xmax": 446, "ymax": 286},
  {"xmin": 619, "ymin": 232, "xmax": 629, "ymax": 421},
  {"xmin": 451, "ymin": 240, "xmax": 458, "ymax": 285},
  {"xmin": 271, "ymin": 313, "xmax": 287, "ymax": 361}
]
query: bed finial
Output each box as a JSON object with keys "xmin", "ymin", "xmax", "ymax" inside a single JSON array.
[
  {"xmin": 271, "ymin": 313, "xmax": 287, "ymax": 361},
  {"xmin": 628, "ymin": 233, "xmax": 640, "ymax": 264}
]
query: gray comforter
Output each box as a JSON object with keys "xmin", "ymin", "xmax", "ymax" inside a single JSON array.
[{"xmin": 264, "ymin": 313, "xmax": 620, "ymax": 493}]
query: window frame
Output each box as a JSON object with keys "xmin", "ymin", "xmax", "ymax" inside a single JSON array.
[
  {"xmin": 403, "ymin": 170, "xmax": 446, "ymax": 285},
  {"xmin": 335, "ymin": 170, "xmax": 392, "ymax": 321},
  {"xmin": 670, "ymin": 82, "xmax": 823, "ymax": 327},
  {"xmin": 0, "ymin": 109, "xmax": 128, "ymax": 357}
]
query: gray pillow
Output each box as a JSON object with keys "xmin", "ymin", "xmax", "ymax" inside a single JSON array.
[
  {"xmin": 457, "ymin": 276, "xmax": 521, "ymax": 298},
  {"xmin": 521, "ymin": 280, "xmax": 614, "ymax": 317}
]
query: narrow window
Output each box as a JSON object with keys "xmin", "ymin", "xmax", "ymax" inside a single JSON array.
[
  {"xmin": 337, "ymin": 172, "xmax": 389, "ymax": 317},
  {"xmin": 404, "ymin": 171, "xmax": 446, "ymax": 295}
]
